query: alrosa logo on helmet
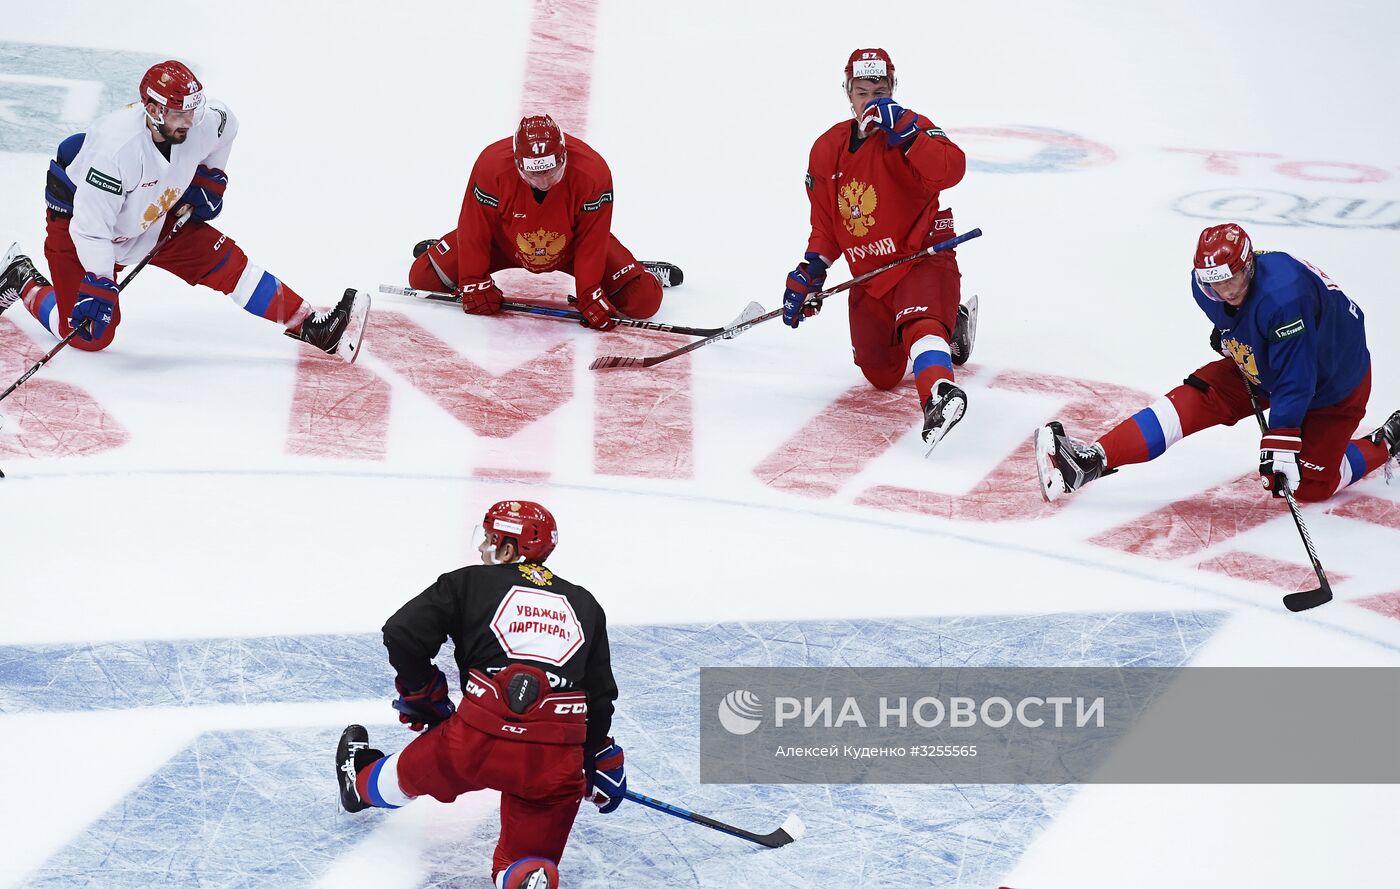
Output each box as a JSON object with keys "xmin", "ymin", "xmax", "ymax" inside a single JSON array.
[{"xmin": 718, "ymin": 689, "xmax": 764, "ymax": 735}]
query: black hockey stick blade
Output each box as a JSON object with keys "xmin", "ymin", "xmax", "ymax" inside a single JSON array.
[
  {"xmin": 589, "ymin": 301, "xmax": 768, "ymax": 370},
  {"xmin": 623, "ymin": 790, "xmax": 805, "ymax": 848},
  {"xmin": 1282, "ymin": 584, "xmax": 1333, "ymax": 612},
  {"xmin": 1277, "ymin": 486, "xmax": 1334, "ymax": 612}
]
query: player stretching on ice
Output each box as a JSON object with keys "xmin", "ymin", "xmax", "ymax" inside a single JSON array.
[
  {"xmin": 335, "ymin": 501, "xmax": 623, "ymax": 889},
  {"xmin": 407, "ymin": 114, "xmax": 681, "ymax": 330},
  {"xmin": 1037, "ymin": 223, "xmax": 1400, "ymax": 503},
  {"xmin": 0, "ymin": 60, "xmax": 369, "ymax": 362},
  {"xmin": 780, "ymin": 48, "xmax": 976, "ymax": 454}
]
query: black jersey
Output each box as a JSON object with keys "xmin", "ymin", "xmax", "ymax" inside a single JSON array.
[{"xmin": 383, "ymin": 561, "xmax": 617, "ymax": 751}]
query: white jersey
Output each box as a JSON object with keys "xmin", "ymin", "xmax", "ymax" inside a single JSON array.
[{"xmin": 66, "ymin": 100, "xmax": 238, "ymax": 278}]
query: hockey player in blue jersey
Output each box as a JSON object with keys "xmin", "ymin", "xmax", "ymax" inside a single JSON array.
[{"xmin": 1035, "ymin": 223, "xmax": 1399, "ymax": 503}]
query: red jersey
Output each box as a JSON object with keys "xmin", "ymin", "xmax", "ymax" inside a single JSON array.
[
  {"xmin": 805, "ymin": 118, "xmax": 966, "ymax": 298},
  {"xmin": 456, "ymin": 134, "xmax": 616, "ymax": 300}
]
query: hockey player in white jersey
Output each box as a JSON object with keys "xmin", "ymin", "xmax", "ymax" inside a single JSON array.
[{"xmin": 0, "ymin": 60, "xmax": 369, "ymax": 361}]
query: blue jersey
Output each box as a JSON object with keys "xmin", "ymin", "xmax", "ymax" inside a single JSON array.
[{"xmin": 1192, "ymin": 251, "xmax": 1369, "ymax": 432}]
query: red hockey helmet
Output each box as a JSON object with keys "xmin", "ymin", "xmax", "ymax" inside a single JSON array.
[
  {"xmin": 844, "ymin": 48, "xmax": 896, "ymax": 91},
  {"xmin": 1193, "ymin": 223, "xmax": 1254, "ymax": 300},
  {"xmin": 482, "ymin": 500, "xmax": 558, "ymax": 562},
  {"xmin": 139, "ymin": 60, "xmax": 206, "ymax": 124},
  {"xmin": 513, "ymin": 114, "xmax": 567, "ymax": 190}
]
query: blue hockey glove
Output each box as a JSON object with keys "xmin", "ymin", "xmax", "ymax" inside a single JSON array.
[
  {"xmin": 859, "ymin": 97, "xmax": 919, "ymax": 146},
  {"xmin": 782, "ymin": 253, "xmax": 828, "ymax": 328},
  {"xmin": 179, "ymin": 165, "xmax": 227, "ymax": 222},
  {"xmin": 586, "ymin": 740, "xmax": 626, "ymax": 813},
  {"xmin": 70, "ymin": 273, "xmax": 119, "ymax": 340},
  {"xmin": 392, "ymin": 666, "xmax": 456, "ymax": 731}
]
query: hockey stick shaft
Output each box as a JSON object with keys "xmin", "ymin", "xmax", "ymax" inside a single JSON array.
[
  {"xmin": 591, "ymin": 227, "xmax": 982, "ymax": 370},
  {"xmin": 0, "ymin": 211, "xmax": 191, "ymax": 405},
  {"xmin": 623, "ymin": 790, "xmax": 799, "ymax": 848},
  {"xmin": 1240, "ymin": 372, "xmax": 1333, "ymax": 611},
  {"xmin": 376, "ymin": 284, "xmax": 728, "ymax": 337}
]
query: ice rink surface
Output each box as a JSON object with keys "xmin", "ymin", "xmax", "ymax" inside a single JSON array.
[{"xmin": 2, "ymin": 1, "xmax": 1398, "ymax": 886}]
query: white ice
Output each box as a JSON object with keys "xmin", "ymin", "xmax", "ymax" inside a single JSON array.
[{"xmin": 2, "ymin": 1, "xmax": 1398, "ymax": 887}]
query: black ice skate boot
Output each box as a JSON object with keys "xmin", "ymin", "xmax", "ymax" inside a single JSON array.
[
  {"xmin": 641, "ymin": 260, "xmax": 684, "ymax": 288},
  {"xmin": 412, "ymin": 238, "xmax": 440, "ymax": 260},
  {"xmin": 335, "ymin": 724, "xmax": 385, "ymax": 813},
  {"xmin": 1034, "ymin": 420, "xmax": 1110, "ymax": 502},
  {"xmin": 1, "ymin": 243, "xmax": 50, "ymax": 316},
  {"xmin": 1365, "ymin": 409, "xmax": 1400, "ymax": 482},
  {"xmin": 950, "ymin": 294, "xmax": 978, "ymax": 367},
  {"xmin": 922, "ymin": 379, "xmax": 967, "ymax": 456},
  {"xmin": 290, "ymin": 288, "xmax": 371, "ymax": 364}
]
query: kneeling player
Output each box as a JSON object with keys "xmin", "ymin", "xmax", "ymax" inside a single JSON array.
[
  {"xmin": 335, "ymin": 501, "xmax": 624, "ymax": 888},
  {"xmin": 1036, "ymin": 223, "xmax": 1399, "ymax": 503},
  {"xmin": 0, "ymin": 60, "xmax": 369, "ymax": 362},
  {"xmin": 780, "ymin": 48, "xmax": 977, "ymax": 456},
  {"xmin": 407, "ymin": 114, "xmax": 681, "ymax": 331}
]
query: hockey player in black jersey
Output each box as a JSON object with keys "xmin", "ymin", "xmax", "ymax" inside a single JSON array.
[{"xmin": 335, "ymin": 500, "xmax": 624, "ymax": 889}]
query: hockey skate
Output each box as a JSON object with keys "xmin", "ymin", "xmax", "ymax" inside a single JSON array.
[
  {"xmin": 412, "ymin": 238, "xmax": 439, "ymax": 260},
  {"xmin": 1366, "ymin": 409, "xmax": 1400, "ymax": 483},
  {"xmin": 950, "ymin": 294, "xmax": 978, "ymax": 366},
  {"xmin": 335, "ymin": 724, "xmax": 384, "ymax": 813},
  {"xmin": 1, "ymin": 243, "xmax": 50, "ymax": 317},
  {"xmin": 291, "ymin": 288, "xmax": 371, "ymax": 364},
  {"xmin": 1035, "ymin": 421, "xmax": 1109, "ymax": 502},
  {"xmin": 921, "ymin": 380, "xmax": 967, "ymax": 456},
  {"xmin": 641, "ymin": 260, "xmax": 684, "ymax": 288},
  {"xmin": 499, "ymin": 858, "xmax": 560, "ymax": 889}
]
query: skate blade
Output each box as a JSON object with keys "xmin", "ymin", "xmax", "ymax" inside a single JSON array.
[
  {"xmin": 952, "ymin": 294, "xmax": 978, "ymax": 367},
  {"xmin": 1033, "ymin": 425, "xmax": 1064, "ymax": 502},
  {"xmin": 337, "ymin": 290, "xmax": 372, "ymax": 365},
  {"xmin": 1, "ymin": 242, "xmax": 20, "ymax": 271},
  {"xmin": 922, "ymin": 395, "xmax": 966, "ymax": 457}
]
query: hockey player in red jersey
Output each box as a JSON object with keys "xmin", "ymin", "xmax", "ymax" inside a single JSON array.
[
  {"xmin": 781, "ymin": 48, "xmax": 974, "ymax": 454},
  {"xmin": 335, "ymin": 501, "xmax": 623, "ymax": 888},
  {"xmin": 408, "ymin": 114, "xmax": 681, "ymax": 330},
  {"xmin": 1035, "ymin": 223, "xmax": 1400, "ymax": 503},
  {"xmin": 0, "ymin": 60, "xmax": 370, "ymax": 362}
]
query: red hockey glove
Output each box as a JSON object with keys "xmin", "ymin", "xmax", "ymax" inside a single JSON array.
[
  {"xmin": 392, "ymin": 666, "xmax": 456, "ymax": 731},
  {"xmin": 1259, "ymin": 428, "xmax": 1302, "ymax": 497},
  {"xmin": 577, "ymin": 286, "xmax": 618, "ymax": 330},
  {"xmin": 458, "ymin": 276, "xmax": 503, "ymax": 315}
]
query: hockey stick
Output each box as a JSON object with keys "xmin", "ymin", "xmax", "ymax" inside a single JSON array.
[
  {"xmin": 1240, "ymin": 372, "xmax": 1334, "ymax": 612},
  {"xmin": 590, "ymin": 227, "xmax": 983, "ymax": 371},
  {"xmin": 0, "ymin": 209, "xmax": 192, "ymax": 408},
  {"xmin": 377, "ymin": 284, "xmax": 762, "ymax": 338},
  {"xmin": 623, "ymin": 789, "xmax": 805, "ymax": 849}
]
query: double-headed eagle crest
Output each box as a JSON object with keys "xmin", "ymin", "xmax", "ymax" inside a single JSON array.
[
  {"xmin": 516, "ymin": 228, "xmax": 567, "ymax": 268},
  {"xmin": 837, "ymin": 180, "xmax": 878, "ymax": 238}
]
